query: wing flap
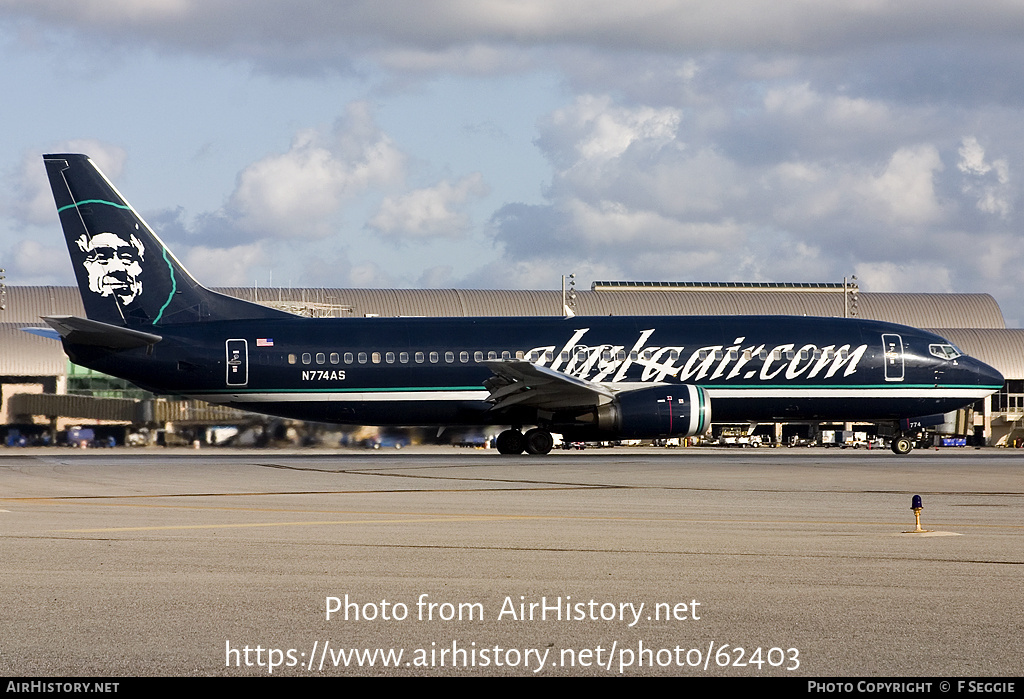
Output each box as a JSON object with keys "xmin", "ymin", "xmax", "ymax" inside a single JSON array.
[{"xmin": 481, "ymin": 359, "xmax": 615, "ymax": 411}]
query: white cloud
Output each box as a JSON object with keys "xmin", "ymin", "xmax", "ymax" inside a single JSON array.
[
  {"xmin": 348, "ymin": 260, "xmax": 394, "ymax": 288},
  {"xmin": 462, "ymin": 257, "xmax": 621, "ymax": 290},
  {"xmin": 764, "ymin": 82, "xmax": 819, "ymax": 116},
  {"xmin": 227, "ymin": 103, "xmax": 405, "ymax": 239},
  {"xmin": 765, "ymin": 83, "xmax": 888, "ymax": 128},
  {"xmin": 958, "ymin": 136, "xmax": 991, "ymax": 177},
  {"xmin": 958, "ymin": 136, "xmax": 1011, "ymax": 217},
  {"xmin": 180, "ymin": 242, "xmax": 266, "ymax": 286},
  {"xmin": 368, "ymin": 172, "xmax": 487, "ymax": 239},
  {"xmin": 537, "ymin": 96, "xmax": 744, "ymax": 218},
  {"xmin": 563, "ymin": 198, "xmax": 743, "ymax": 248},
  {"xmin": 854, "ymin": 261, "xmax": 953, "ymax": 293},
  {"xmin": 7, "ymin": 239, "xmax": 69, "ymax": 280},
  {"xmin": 862, "ymin": 145, "xmax": 944, "ymax": 224},
  {"xmin": 417, "ymin": 264, "xmax": 454, "ymax": 287},
  {"xmin": 544, "ymin": 95, "xmax": 681, "ymax": 167}
]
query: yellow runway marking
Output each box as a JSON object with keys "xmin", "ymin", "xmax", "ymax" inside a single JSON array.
[{"xmin": 10, "ymin": 492, "xmax": 1018, "ymax": 533}]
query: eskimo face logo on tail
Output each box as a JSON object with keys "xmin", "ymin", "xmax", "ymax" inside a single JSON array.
[{"xmin": 76, "ymin": 232, "xmax": 146, "ymax": 306}]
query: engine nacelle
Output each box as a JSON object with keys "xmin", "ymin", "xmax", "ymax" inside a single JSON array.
[{"xmin": 596, "ymin": 384, "xmax": 711, "ymax": 439}]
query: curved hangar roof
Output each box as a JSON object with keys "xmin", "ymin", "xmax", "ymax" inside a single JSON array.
[{"xmin": 2, "ymin": 285, "xmax": 1007, "ymax": 329}]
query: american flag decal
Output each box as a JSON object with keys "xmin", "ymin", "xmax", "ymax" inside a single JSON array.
[{"xmin": 256, "ymin": 338, "xmax": 274, "ymax": 347}]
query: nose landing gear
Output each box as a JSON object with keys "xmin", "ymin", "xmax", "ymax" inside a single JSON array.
[{"xmin": 890, "ymin": 436, "xmax": 914, "ymax": 455}]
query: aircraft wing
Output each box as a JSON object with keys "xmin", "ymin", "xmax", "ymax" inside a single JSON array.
[
  {"xmin": 481, "ymin": 359, "xmax": 616, "ymax": 411},
  {"xmin": 42, "ymin": 315, "xmax": 163, "ymax": 349}
]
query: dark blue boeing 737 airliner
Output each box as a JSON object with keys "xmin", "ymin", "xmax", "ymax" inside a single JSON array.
[{"xmin": 35, "ymin": 154, "xmax": 1003, "ymax": 455}]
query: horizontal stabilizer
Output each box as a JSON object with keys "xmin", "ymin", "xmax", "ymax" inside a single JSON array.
[
  {"xmin": 20, "ymin": 326, "xmax": 63, "ymax": 341},
  {"xmin": 43, "ymin": 315, "xmax": 163, "ymax": 349}
]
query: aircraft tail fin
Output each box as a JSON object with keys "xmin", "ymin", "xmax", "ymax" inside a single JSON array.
[{"xmin": 43, "ymin": 153, "xmax": 290, "ymax": 327}]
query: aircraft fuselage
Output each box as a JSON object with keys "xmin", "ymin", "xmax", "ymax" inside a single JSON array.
[{"xmin": 65, "ymin": 313, "xmax": 1002, "ymax": 435}]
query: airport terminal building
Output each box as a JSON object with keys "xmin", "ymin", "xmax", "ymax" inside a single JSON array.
[{"xmin": 2, "ymin": 282, "xmax": 1023, "ymax": 446}]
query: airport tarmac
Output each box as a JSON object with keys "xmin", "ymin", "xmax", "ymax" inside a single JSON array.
[{"xmin": 1, "ymin": 446, "xmax": 1020, "ymax": 677}]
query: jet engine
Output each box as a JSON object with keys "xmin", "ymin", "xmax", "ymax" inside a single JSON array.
[{"xmin": 595, "ymin": 384, "xmax": 711, "ymax": 438}]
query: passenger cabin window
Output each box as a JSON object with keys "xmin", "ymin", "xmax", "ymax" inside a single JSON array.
[
  {"xmin": 316, "ymin": 352, "xmax": 325, "ymax": 364},
  {"xmin": 385, "ymin": 352, "xmax": 395, "ymax": 364},
  {"xmin": 445, "ymin": 351, "xmax": 454, "ymax": 363},
  {"xmin": 400, "ymin": 352, "xmax": 409, "ymax": 363},
  {"xmin": 474, "ymin": 351, "xmax": 483, "ymax": 362},
  {"xmin": 330, "ymin": 352, "xmax": 340, "ymax": 364},
  {"xmin": 460, "ymin": 351, "xmax": 469, "ymax": 363},
  {"xmin": 344, "ymin": 352, "xmax": 354, "ymax": 364},
  {"xmin": 358, "ymin": 352, "xmax": 367, "ymax": 364},
  {"xmin": 430, "ymin": 351, "xmax": 439, "ymax": 363},
  {"xmin": 302, "ymin": 353, "xmax": 311, "ymax": 365},
  {"xmin": 372, "ymin": 352, "xmax": 381, "ymax": 364},
  {"xmin": 288, "ymin": 354, "xmax": 297, "ymax": 365},
  {"xmin": 415, "ymin": 352, "xmax": 425, "ymax": 363}
]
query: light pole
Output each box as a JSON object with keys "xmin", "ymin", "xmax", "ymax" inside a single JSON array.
[
  {"xmin": 561, "ymin": 273, "xmax": 577, "ymax": 318},
  {"xmin": 843, "ymin": 275, "xmax": 858, "ymax": 318}
]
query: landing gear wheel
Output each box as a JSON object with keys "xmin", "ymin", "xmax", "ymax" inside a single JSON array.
[
  {"xmin": 524, "ymin": 428, "xmax": 554, "ymax": 455},
  {"xmin": 495, "ymin": 429, "xmax": 525, "ymax": 455},
  {"xmin": 891, "ymin": 437, "xmax": 913, "ymax": 455}
]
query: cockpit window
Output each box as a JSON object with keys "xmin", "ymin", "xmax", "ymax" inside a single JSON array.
[{"xmin": 929, "ymin": 344, "xmax": 962, "ymax": 360}]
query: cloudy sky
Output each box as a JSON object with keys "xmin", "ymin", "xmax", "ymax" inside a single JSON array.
[{"xmin": 2, "ymin": 1, "xmax": 1024, "ymax": 324}]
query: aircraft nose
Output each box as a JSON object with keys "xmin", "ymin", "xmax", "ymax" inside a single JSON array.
[{"xmin": 972, "ymin": 357, "xmax": 1004, "ymax": 389}]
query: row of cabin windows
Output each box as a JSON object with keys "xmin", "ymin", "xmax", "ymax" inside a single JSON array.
[
  {"xmin": 288, "ymin": 350, "xmax": 524, "ymax": 365},
  {"xmin": 283, "ymin": 346, "xmax": 850, "ymax": 366}
]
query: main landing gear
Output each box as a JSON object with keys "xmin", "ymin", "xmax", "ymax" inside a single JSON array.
[{"xmin": 495, "ymin": 427, "xmax": 554, "ymax": 455}]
